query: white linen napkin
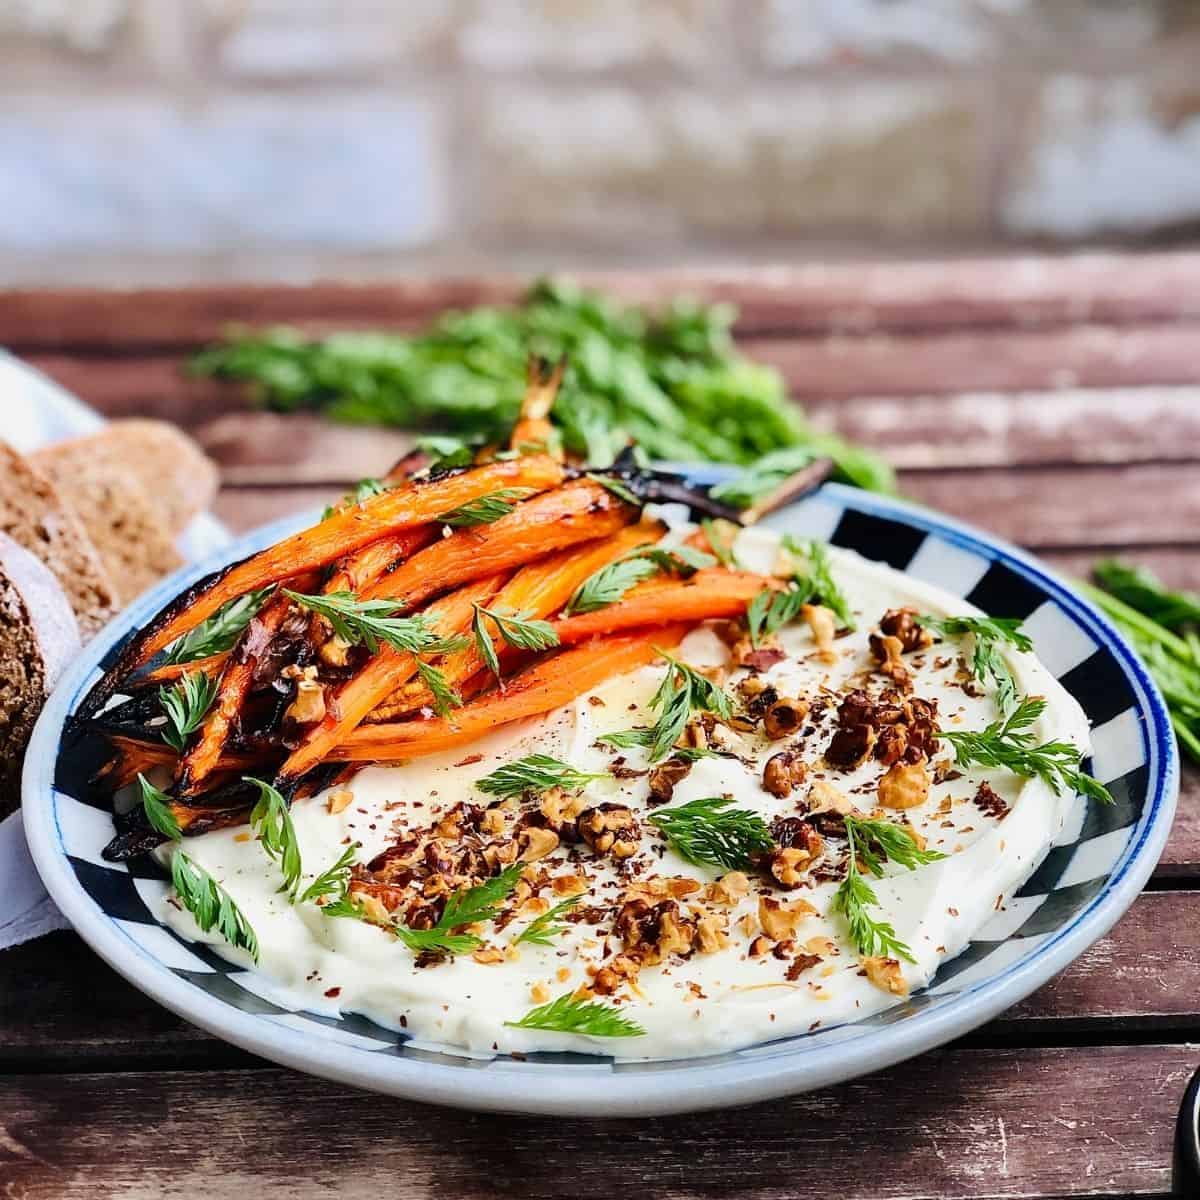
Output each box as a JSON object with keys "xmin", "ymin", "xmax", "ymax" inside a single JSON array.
[{"xmin": 0, "ymin": 352, "xmax": 231, "ymax": 949}]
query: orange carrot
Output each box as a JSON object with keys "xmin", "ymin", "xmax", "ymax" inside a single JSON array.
[
  {"xmin": 367, "ymin": 521, "xmax": 665, "ymax": 721},
  {"xmin": 275, "ymin": 574, "xmax": 508, "ymax": 786},
  {"xmin": 361, "ymin": 480, "xmax": 635, "ymax": 610},
  {"xmin": 332, "ymin": 626, "xmax": 688, "ymax": 763},
  {"xmin": 108, "ymin": 455, "xmax": 564, "ymax": 678},
  {"xmin": 550, "ymin": 569, "xmax": 773, "ymax": 645},
  {"xmin": 323, "ymin": 524, "xmax": 438, "ymax": 597},
  {"xmin": 509, "ymin": 356, "xmax": 565, "ymax": 456},
  {"xmin": 141, "ymin": 651, "xmax": 229, "ymax": 686},
  {"xmin": 97, "ymin": 735, "xmax": 259, "ymax": 792}
]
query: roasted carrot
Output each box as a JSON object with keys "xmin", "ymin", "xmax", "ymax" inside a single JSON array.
[
  {"xmin": 97, "ymin": 735, "xmax": 260, "ymax": 791},
  {"xmin": 322, "ymin": 524, "xmax": 438, "ymax": 597},
  {"xmin": 550, "ymin": 569, "xmax": 773, "ymax": 645},
  {"xmin": 141, "ymin": 651, "xmax": 229, "ymax": 686},
  {"xmin": 176, "ymin": 587, "xmax": 305, "ymax": 796},
  {"xmin": 367, "ymin": 521, "xmax": 665, "ymax": 721},
  {"xmin": 332, "ymin": 626, "xmax": 688, "ymax": 763},
  {"xmin": 509, "ymin": 355, "xmax": 565, "ymax": 456},
  {"xmin": 275, "ymin": 574, "xmax": 508, "ymax": 786},
  {"xmin": 97, "ymin": 455, "xmax": 564, "ymax": 685},
  {"xmin": 361, "ymin": 480, "xmax": 636, "ymax": 610}
]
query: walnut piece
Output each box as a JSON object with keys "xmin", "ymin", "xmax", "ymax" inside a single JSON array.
[
  {"xmin": 763, "ymin": 695, "xmax": 810, "ymax": 740},
  {"xmin": 878, "ymin": 757, "xmax": 931, "ymax": 810},
  {"xmin": 578, "ymin": 803, "xmax": 640, "ymax": 859},
  {"xmin": 704, "ymin": 870, "xmax": 750, "ymax": 906},
  {"xmin": 802, "ymin": 603, "xmax": 838, "ymax": 664},
  {"xmin": 762, "ymin": 749, "xmax": 807, "ymax": 798},
  {"xmin": 518, "ymin": 826, "xmax": 560, "ymax": 862},
  {"xmin": 869, "ymin": 632, "xmax": 910, "ymax": 688},
  {"xmin": 327, "ymin": 788, "xmax": 355, "ymax": 815},
  {"xmin": 807, "ymin": 780, "xmax": 854, "ymax": 815},
  {"xmin": 283, "ymin": 665, "xmax": 326, "ymax": 726},
  {"xmin": 648, "ymin": 755, "xmax": 694, "ymax": 803},
  {"xmin": 768, "ymin": 844, "xmax": 819, "ymax": 889},
  {"xmin": 864, "ymin": 955, "xmax": 908, "ymax": 995},
  {"xmin": 879, "ymin": 607, "xmax": 933, "ymax": 652},
  {"xmin": 471, "ymin": 946, "xmax": 506, "ymax": 965},
  {"xmin": 758, "ymin": 895, "xmax": 817, "ymax": 941},
  {"xmin": 695, "ymin": 913, "xmax": 731, "ymax": 954}
]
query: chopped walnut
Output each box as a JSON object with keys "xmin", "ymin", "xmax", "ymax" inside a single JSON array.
[
  {"xmin": 327, "ymin": 788, "xmax": 355, "ymax": 816},
  {"xmin": 625, "ymin": 875, "xmax": 701, "ymax": 903},
  {"xmin": 319, "ymin": 633, "xmax": 353, "ymax": 668},
  {"xmin": 863, "ymin": 956, "xmax": 908, "ymax": 996},
  {"xmin": 768, "ymin": 844, "xmax": 820, "ymax": 889},
  {"xmin": 551, "ymin": 873, "xmax": 589, "ymax": 896},
  {"xmin": 786, "ymin": 953, "xmax": 823, "ymax": 981},
  {"xmin": 758, "ymin": 895, "xmax": 817, "ymax": 941},
  {"xmin": 879, "ymin": 608, "xmax": 933, "ymax": 652},
  {"xmin": 648, "ymin": 755, "xmax": 693, "ymax": 804},
  {"xmin": 471, "ymin": 946, "xmax": 506, "ymax": 965},
  {"xmin": 695, "ymin": 913, "xmax": 731, "ymax": 954},
  {"xmin": 480, "ymin": 806, "xmax": 508, "ymax": 836},
  {"xmin": 578, "ymin": 803, "xmax": 640, "ymax": 859},
  {"xmin": 540, "ymin": 787, "xmax": 588, "ymax": 838},
  {"xmin": 283, "ymin": 665, "xmax": 327, "ymax": 726},
  {"xmin": 749, "ymin": 935, "xmax": 773, "ymax": 958},
  {"xmin": 614, "ymin": 898, "xmax": 696, "ymax": 965},
  {"xmin": 518, "ymin": 826, "xmax": 560, "ymax": 862},
  {"xmin": 704, "ymin": 870, "xmax": 750, "ymax": 906},
  {"xmin": 869, "ymin": 633, "xmax": 910, "ymax": 688},
  {"xmin": 762, "ymin": 749, "xmax": 807, "ymax": 798},
  {"xmin": 592, "ymin": 953, "xmax": 641, "ymax": 996},
  {"xmin": 530, "ymin": 981, "xmax": 552, "ymax": 1004},
  {"xmin": 763, "ymin": 696, "xmax": 810, "ymax": 740},
  {"xmin": 355, "ymin": 893, "xmax": 391, "ymax": 926},
  {"xmin": 807, "ymin": 780, "xmax": 854, "ymax": 815},
  {"xmin": 878, "ymin": 756, "xmax": 931, "ymax": 810},
  {"xmin": 802, "ymin": 603, "xmax": 838, "ymax": 663}
]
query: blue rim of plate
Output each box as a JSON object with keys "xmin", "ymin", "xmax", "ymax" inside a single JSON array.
[{"xmin": 23, "ymin": 478, "xmax": 1179, "ymax": 1117}]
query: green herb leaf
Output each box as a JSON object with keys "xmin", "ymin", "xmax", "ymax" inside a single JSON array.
[
  {"xmin": 471, "ymin": 603, "xmax": 560, "ymax": 681},
  {"xmin": 648, "ymin": 795, "xmax": 774, "ymax": 871},
  {"xmin": 415, "ymin": 658, "xmax": 463, "ymax": 717},
  {"xmin": 162, "ymin": 587, "xmax": 273, "ymax": 665},
  {"xmin": 1093, "ymin": 559, "xmax": 1200, "ymax": 633},
  {"xmin": 585, "ymin": 473, "xmax": 641, "ymax": 507},
  {"xmin": 783, "ymin": 536, "xmax": 855, "ymax": 630},
  {"xmin": 417, "ymin": 435, "xmax": 479, "ymax": 471},
  {"xmin": 699, "ymin": 518, "xmax": 739, "ymax": 569},
  {"xmin": 158, "ymin": 670, "xmax": 219, "ymax": 754},
  {"xmin": 600, "ymin": 651, "xmax": 734, "ymax": 763},
  {"xmin": 246, "ymin": 777, "xmax": 304, "ymax": 899},
  {"xmin": 746, "ymin": 586, "xmax": 808, "ymax": 648},
  {"xmin": 829, "ymin": 817, "xmax": 940, "ymax": 964},
  {"xmin": 394, "ymin": 864, "xmax": 524, "ymax": 956},
  {"xmin": 171, "ymin": 851, "xmax": 258, "ymax": 961},
  {"xmin": 505, "ymin": 992, "xmax": 645, "ymax": 1038},
  {"xmin": 324, "ymin": 476, "xmax": 390, "ymax": 518},
  {"xmin": 565, "ymin": 543, "xmax": 715, "ymax": 616},
  {"xmin": 300, "ymin": 843, "xmax": 359, "ymax": 906},
  {"xmin": 921, "ymin": 613, "xmax": 1032, "ymax": 717},
  {"xmin": 138, "ymin": 773, "xmax": 181, "ymax": 840},
  {"xmin": 938, "ymin": 697, "xmax": 1113, "ymax": 804},
  {"xmin": 437, "ymin": 488, "xmax": 534, "ymax": 528},
  {"xmin": 514, "ymin": 897, "xmax": 581, "ymax": 947},
  {"xmin": 284, "ymin": 590, "xmax": 460, "ymax": 657},
  {"xmin": 476, "ymin": 754, "xmax": 607, "ymax": 799}
]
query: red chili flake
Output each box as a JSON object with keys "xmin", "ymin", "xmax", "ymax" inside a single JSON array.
[
  {"xmin": 324, "ymin": 987, "xmax": 341, "ymax": 998},
  {"xmin": 454, "ymin": 754, "xmax": 484, "ymax": 767}
]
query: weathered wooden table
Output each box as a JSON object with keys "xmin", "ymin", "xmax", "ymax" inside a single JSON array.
[{"xmin": 3, "ymin": 255, "xmax": 1199, "ymax": 1199}]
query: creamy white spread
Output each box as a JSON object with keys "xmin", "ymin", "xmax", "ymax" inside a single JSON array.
[{"xmin": 156, "ymin": 528, "xmax": 1091, "ymax": 1060}]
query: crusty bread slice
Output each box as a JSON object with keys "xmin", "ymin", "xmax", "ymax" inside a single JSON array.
[
  {"xmin": 34, "ymin": 419, "xmax": 219, "ymax": 535},
  {"xmin": 0, "ymin": 442, "xmax": 117, "ymax": 639},
  {"xmin": 31, "ymin": 457, "xmax": 184, "ymax": 606},
  {"xmin": 0, "ymin": 531, "xmax": 81, "ymax": 816}
]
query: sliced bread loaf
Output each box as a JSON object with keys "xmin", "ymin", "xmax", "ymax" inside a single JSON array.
[
  {"xmin": 0, "ymin": 441, "xmax": 117, "ymax": 639},
  {"xmin": 31, "ymin": 457, "xmax": 184, "ymax": 606},
  {"xmin": 0, "ymin": 531, "xmax": 81, "ymax": 817},
  {"xmin": 33, "ymin": 419, "xmax": 219, "ymax": 535}
]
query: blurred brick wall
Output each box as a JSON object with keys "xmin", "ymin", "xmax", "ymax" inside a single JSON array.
[{"xmin": 2, "ymin": 0, "xmax": 1199, "ymax": 284}]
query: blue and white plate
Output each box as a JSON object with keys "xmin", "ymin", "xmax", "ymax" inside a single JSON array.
[{"xmin": 22, "ymin": 479, "xmax": 1178, "ymax": 1116}]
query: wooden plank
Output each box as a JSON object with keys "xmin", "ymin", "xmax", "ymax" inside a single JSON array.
[
  {"xmin": 1, "ymin": 1046, "xmax": 1192, "ymax": 1198},
  {"xmin": 754, "ymin": 322, "xmax": 1200, "ymax": 400},
  {"xmin": 5, "ymin": 253, "xmax": 1200, "ymax": 349},
  {"xmin": 3, "ymin": 894, "xmax": 1196, "ymax": 1066}
]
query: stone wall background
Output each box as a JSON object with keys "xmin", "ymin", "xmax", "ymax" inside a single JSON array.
[{"xmin": 2, "ymin": 0, "xmax": 1199, "ymax": 285}]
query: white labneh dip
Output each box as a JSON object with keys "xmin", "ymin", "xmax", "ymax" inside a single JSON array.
[{"xmin": 157, "ymin": 527, "xmax": 1091, "ymax": 1060}]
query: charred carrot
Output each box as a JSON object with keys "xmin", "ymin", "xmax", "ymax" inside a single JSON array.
[
  {"xmin": 141, "ymin": 651, "xmax": 229, "ymax": 686},
  {"xmin": 361, "ymin": 480, "xmax": 636, "ymax": 610},
  {"xmin": 93, "ymin": 455, "xmax": 564, "ymax": 689},
  {"xmin": 96, "ymin": 735, "xmax": 260, "ymax": 791},
  {"xmin": 550, "ymin": 569, "xmax": 773, "ymax": 644},
  {"xmin": 509, "ymin": 356, "xmax": 565, "ymax": 456},
  {"xmin": 275, "ymin": 574, "xmax": 508, "ymax": 786},
  {"xmin": 367, "ymin": 521, "xmax": 665, "ymax": 721},
  {"xmin": 332, "ymin": 626, "xmax": 688, "ymax": 762},
  {"xmin": 176, "ymin": 588, "xmax": 302, "ymax": 796}
]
